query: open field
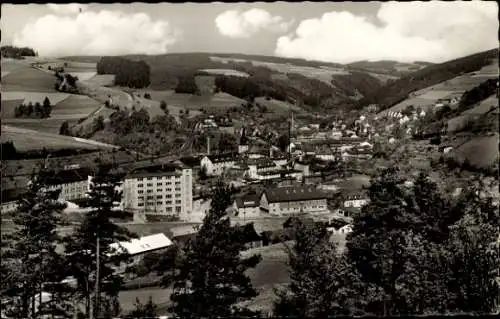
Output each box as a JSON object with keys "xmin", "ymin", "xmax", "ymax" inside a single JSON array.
[
  {"xmin": 132, "ymin": 89, "xmax": 243, "ymax": 112},
  {"xmin": 199, "ymin": 68, "xmax": 249, "ymax": 77},
  {"xmin": 449, "ymin": 133, "xmax": 499, "ymax": 168},
  {"xmin": 1, "ymin": 66, "xmax": 59, "ymax": 92},
  {"xmin": 255, "ymin": 97, "xmax": 302, "ymax": 113},
  {"xmin": 68, "ymin": 71, "xmax": 97, "ymax": 81},
  {"xmin": 51, "ymin": 94, "xmax": 103, "ymax": 118},
  {"xmin": 1, "ymin": 119, "xmax": 78, "ymax": 135},
  {"xmin": 462, "ymin": 95, "xmax": 499, "ymax": 115},
  {"xmin": 1, "ymin": 125, "xmax": 118, "ymax": 152},
  {"xmin": 82, "ymin": 74, "xmax": 115, "ymax": 87}
]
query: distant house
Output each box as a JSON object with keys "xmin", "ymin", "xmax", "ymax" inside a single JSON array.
[
  {"xmin": 342, "ymin": 190, "xmax": 369, "ymax": 208},
  {"xmin": 328, "ymin": 224, "xmax": 353, "ymax": 235},
  {"xmin": 200, "ymin": 153, "xmax": 237, "ymax": 176},
  {"xmin": 1, "ymin": 188, "xmax": 24, "ymax": 215},
  {"xmin": 109, "ymin": 233, "xmax": 174, "ymax": 273},
  {"xmin": 260, "ymin": 185, "xmax": 328, "ymax": 216}
]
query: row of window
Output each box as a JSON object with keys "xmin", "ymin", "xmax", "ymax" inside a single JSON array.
[
  {"xmin": 137, "ymin": 188, "xmax": 182, "ymax": 194},
  {"xmin": 138, "ymin": 195, "xmax": 181, "ymax": 200},
  {"xmin": 138, "ymin": 181, "xmax": 181, "ymax": 187},
  {"xmin": 136, "ymin": 204, "xmax": 182, "ymax": 213},
  {"xmin": 138, "ymin": 199, "xmax": 182, "ymax": 205},
  {"xmin": 135, "ymin": 176, "xmax": 184, "ymax": 182}
]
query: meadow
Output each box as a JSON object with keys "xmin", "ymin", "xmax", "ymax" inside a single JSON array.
[
  {"xmin": 1, "ymin": 99, "xmax": 24, "ymax": 118},
  {"xmin": 1, "ymin": 66, "xmax": 59, "ymax": 92},
  {"xmin": 51, "ymin": 94, "xmax": 103, "ymax": 118},
  {"xmin": 450, "ymin": 133, "xmax": 499, "ymax": 168},
  {"xmin": 254, "ymin": 97, "xmax": 302, "ymax": 114},
  {"xmin": 1, "ymin": 125, "xmax": 113, "ymax": 152},
  {"xmin": 199, "ymin": 68, "xmax": 250, "ymax": 77}
]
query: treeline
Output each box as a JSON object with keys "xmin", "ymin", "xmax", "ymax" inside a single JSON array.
[
  {"xmin": 458, "ymin": 78, "xmax": 497, "ymax": 111},
  {"xmin": 362, "ymin": 48, "xmax": 499, "ymax": 111},
  {"xmin": 55, "ymin": 72, "xmax": 79, "ymax": 93},
  {"xmin": 14, "ymin": 97, "xmax": 52, "ymax": 118},
  {"xmin": 174, "ymin": 75, "xmax": 200, "ymax": 94},
  {"xmin": 1, "ymin": 45, "xmax": 36, "ymax": 58},
  {"xmin": 97, "ymin": 56, "xmax": 150, "ymax": 88}
]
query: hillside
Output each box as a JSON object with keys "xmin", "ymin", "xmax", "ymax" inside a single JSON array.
[
  {"xmin": 364, "ymin": 48, "xmax": 498, "ymax": 111},
  {"xmin": 346, "ymin": 60, "xmax": 432, "ymax": 76},
  {"xmin": 62, "ymin": 52, "xmax": 389, "ymax": 113}
]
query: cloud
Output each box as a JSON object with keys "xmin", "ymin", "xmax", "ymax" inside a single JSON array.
[
  {"xmin": 275, "ymin": 1, "xmax": 499, "ymax": 63},
  {"xmin": 12, "ymin": 10, "xmax": 181, "ymax": 57},
  {"xmin": 47, "ymin": 4, "xmax": 88, "ymax": 15},
  {"xmin": 216, "ymin": 8, "xmax": 293, "ymax": 38}
]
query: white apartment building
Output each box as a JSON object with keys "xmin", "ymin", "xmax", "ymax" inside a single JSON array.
[{"xmin": 122, "ymin": 163, "xmax": 193, "ymax": 217}]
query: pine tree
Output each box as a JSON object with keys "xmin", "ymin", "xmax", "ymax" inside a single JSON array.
[
  {"xmin": 63, "ymin": 163, "xmax": 136, "ymax": 319},
  {"xmin": 168, "ymin": 181, "xmax": 262, "ymax": 317},
  {"xmin": 1, "ymin": 167, "xmax": 68, "ymax": 318}
]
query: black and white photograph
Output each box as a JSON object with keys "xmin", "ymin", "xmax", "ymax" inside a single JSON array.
[{"xmin": 1, "ymin": 1, "xmax": 499, "ymax": 318}]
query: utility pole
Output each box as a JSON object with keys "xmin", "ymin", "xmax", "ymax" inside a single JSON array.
[{"xmin": 94, "ymin": 234, "xmax": 100, "ymax": 319}]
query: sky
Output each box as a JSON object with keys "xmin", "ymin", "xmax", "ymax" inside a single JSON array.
[{"xmin": 1, "ymin": 1, "xmax": 498, "ymax": 64}]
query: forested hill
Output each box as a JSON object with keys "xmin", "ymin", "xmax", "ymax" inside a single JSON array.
[{"xmin": 360, "ymin": 48, "xmax": 499, "ymax": 111}]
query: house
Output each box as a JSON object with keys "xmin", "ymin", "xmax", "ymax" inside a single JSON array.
[
  {"xmin": 109, "ymin": 233, "xmax": 174, "ymax": 273},
  {"xmin": 260, "ymin": 185, "xmax": 328, "ymax": 216},
  {"xmin": 247, "ymin": 145, "xmax": 268, "ymax": 159},
  {"xmin": 342, "ymin": 190, "xmax": 369, "ymax": 208},
  {"xmin": 200, "ymin": 153, "xmax": 237, "ymax": 176},
  {"xmin": 328, "ymin": 224, "xmax": 353, "ymax": 235},
  {"xmin": 232, "ymin": 192, "xmax": 260, "ymax": 219},
  {"xmin": 44, "ymin": 168, "xmax": 91, "ymax": 202},
  {"xmin": 246, "ymin": 158, "xmax": 279, "ymax": 179}
]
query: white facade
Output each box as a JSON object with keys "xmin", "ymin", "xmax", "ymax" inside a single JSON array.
[
  {"xmin": 122, "ymin": 168, "xmax": 193, "ymax": 217},
  {"xmin": 344, "ymin": 198, "xmax": 369, "ymax": 208},
  {"xmin": 46, "ymin": 179, "xmax": 89, "ymax": 202},
  {"xmin": 200, "ymin": 156, "xmax": 235, "ymax": 176},
  {"xmin": 1, "ymin": 201, "xmax": 17, "ymax": 215},
  {"xmin": 232, "ymin": 201, "xmax": 260, "ymax": 218},
  {"xmin": 260, "ymin": 193, "xmax": 327, "ymax": 216}
]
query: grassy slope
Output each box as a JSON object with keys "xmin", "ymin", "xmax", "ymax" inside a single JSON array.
[
  {"xmin": 366, "ymin": 48, "xmax": 498, "ymax": 111},
  {"xmin": 2, "ymin": 66, "xmax": 59, "ymax": 92}
]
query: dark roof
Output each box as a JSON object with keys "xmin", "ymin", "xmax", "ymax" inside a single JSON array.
[
  {"xmin": 127, "ymin": 163, "xmax": 182, "ymax": 179},
  {"xmin": 328, "ymin": 218, "xmax": 349, "ymax": 229},
  {"xmin": 235, "ymin": 193, "xmax": 259, "ymax": 208},
  {"xmin": 179, "ymin": 156, "xmax": 201, "ymax": 168},
  {"xmin": 206, "ymin": 152, "xmax": 238, "ymax": 163},
  {"xmin": 1, "ymin": 188, "xmax": 25, "ymax": 203},
  {"xmin": 45, "ymin": 168, "xmax": 90, "ymax": 186},
  {"xmin": 262, "ymin": 185, "xmax": 327, "ymax": 203}
]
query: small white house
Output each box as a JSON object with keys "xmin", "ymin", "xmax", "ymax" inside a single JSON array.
[{"xmin": 443, "ymin": 146, "xmax": 454, "ymax": 154}]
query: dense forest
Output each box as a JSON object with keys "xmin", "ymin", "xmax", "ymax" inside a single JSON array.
[
  {"xmin": 361, "ymin": 48, "xmax": 498, "ymax": 110},
  {"xmin": 97, "ymin": 56, "xmax": 151, "ymax": 88},
  {"xmin": 1, "ymin": 45, "xmax": 37, "ymax": 58}
]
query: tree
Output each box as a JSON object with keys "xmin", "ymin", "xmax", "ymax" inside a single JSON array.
[
  {"xmin": 124, "ymin": 297, "xmax": 157, "ymax": 319},
  {"xmin": 278, "ymin": 133, "xmax": 290, "ymax": 152},
  {"xmin": 274, "ymin": 218, "xmax": 364, "ymax": 317},
  {"xmin": 63, "ymin": 164, "xmax": 137, "ymax": 319},
  {"xmin": 14, "ymin": 104, "xmax": 23, "ymax": 117},
  {"xmin": 59, "ymin": 121, "xmax": 70, "ymax": 136},
  {"xmin": 34, "ymin": 102, "xmax": 42, "ymax": 117},
  {"xmin": 1, "ymin": 168, "xmax": 69, "ymax": 318},
  {"xmin": 168, "ymin": 181, "xmax": 262, "ymax": 317},
  {"xmin": 160, "ymin": 100, "xmax": 168, "ymax": 113},
  {"xmin": 43, "ymin": 96, "xmax": 51, "ymax": 117}
]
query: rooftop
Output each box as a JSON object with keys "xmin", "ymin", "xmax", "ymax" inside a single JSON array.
[
  {"xmin": 45, "ymin": 168, "xmax": 91, "ymax": 186},
  {"xmin": 109, "ymin": 233, "xmax": 173, "ymax": 256},
  {"xmin": 126, "ymin": 163, "xmax": 183, "ymax": 179},
  {"xmin": 205, "ymin": 152, "xmax": 239, "ymax": 163},
  {"xmin": 263, "ymin": 185, "xmax": 327, "ymax": 203}
]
